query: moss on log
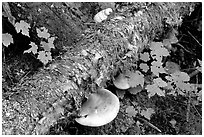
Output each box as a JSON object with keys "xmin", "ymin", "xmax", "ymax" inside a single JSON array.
[{"xmin": 2, "ymin": 2, "xmax": 198, "ymax": 135}]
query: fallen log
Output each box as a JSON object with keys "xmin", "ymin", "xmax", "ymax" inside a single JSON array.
[{"xmin": 2, "ymin": 2, "xmax": 198, "ymax": 135}]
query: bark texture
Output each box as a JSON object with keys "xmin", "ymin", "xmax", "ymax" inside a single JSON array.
[{"xmin": 2, "ymin": 2, "xmax": 197, "ymax": 134}]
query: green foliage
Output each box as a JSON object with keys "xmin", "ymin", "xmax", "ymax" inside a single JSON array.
[
  {"xmin": 15, "ymin": 20, "xmax": 30, "ymax": 37},
  {"xmin": 139, "ymin": 63, "xmax": 149, "ymax": 73},
  {"xmin": 150, "ymin": 42, "xmax": 169, "ymax": 59},
  {"xmin": 140, "ymin": 52, "xmax": 150, "ymax": 62},
  {"xmin": 24, "ymin": 42, "xmax": 38, "ymax": 54},
  {"xmin": 154, "ymin": 78, "xmax": 167, "ymax": 88},
  {"xmin": 37, "ymin": 27, "xmax": 50, "ymax": 39},
  {"xmin": 127, "ymin": 71, "xmax": 144, "ymax": 88},
  {"xmin": 2, "ymin": 33, "xmax": 13, "ymax": 47},
  {"xmin": 37, "ymin": 51, "xmax": 52, "ymax": 65},
  {"xmin": 3, "ymin": 19, "xmax": 57, "ymax": 65},
  {"xmin": 121, "ymin": 39, "xmax": 201, "ymax": 100},
  {"xmin": 88, "ymin": 7, "xmax": 201, "ymax": 101},
  {"xmin": 146, "ymin": 83, "xmax": 165, "ymax": 98},
  {"xmin": 165, "ymin": 72, "xmax": 192, "ymax": 96},
  {"xmin": 140, "ymin": 108, "xmax": 155, "ymax": 120},
  {"xmin": 125, "ymin": 106, "xmax": 137, "ymax": 117}
]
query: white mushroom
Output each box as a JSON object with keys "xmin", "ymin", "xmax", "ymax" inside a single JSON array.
[
  {"xmin": 94, "ymin": 8, "xmax": 113, "ymax": 23},
  {"xmin": 75, "ymin": 88, "xmax": 120, "ymax": 127},
  {"xmin": 113, "ymin": 73, "xmax": 130, "ymax": 90}
]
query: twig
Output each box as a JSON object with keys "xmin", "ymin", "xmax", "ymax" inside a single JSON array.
[
  {"xmin": 5, "ymin": 68, "xmax": 14, "ymax": 85},
  {"xmin": 186, "ymin": 92, "xmax": 191, "ymax": 122},
  {"xmin": 18, "ymin": 70, "xmax": 31, "ymax": 85},
  {"xmin": 191, "ymin": 73, "xmax": 202, "ymax": 119},
  {"xmin": 191, "ymin": 103, "xmax": 202, "ymax": 119},
  {"xmin": 187, "ymin": 31, "xmax": 202, "ymax": 47},
  {"xmin": 188, "ymin": 69, "xmax": 201, "ymax": 78},
  {"xmin": 136, "ymin": 117, "xmax": 162, "ymax": 133},
  {"xmin": 176, "ymin": 43, "xmax": 196, "ymax": 56},
  {"xmin": 189, "ymin": 83, "xmax": 202, "ymax": 89},
  {"xmin": 187, "ymin": 72, "xmax": 202, "ymax": 121}
]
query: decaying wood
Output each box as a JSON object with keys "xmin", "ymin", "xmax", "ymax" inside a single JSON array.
[{"xmin": 2, "ymin": 2, "xmax": 197, "ymax": 135}]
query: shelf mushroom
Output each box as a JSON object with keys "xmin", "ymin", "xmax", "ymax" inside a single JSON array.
[
  {"xmin": 75, "ymin": 88, "xmax": 120, "ymax": 127},
  {"xmin": 94, "ymin": 8, "xmax": 113, "ymax": 23},
  {"xmin": 113, "ymin": 73, "xmax": 130, "ymax": 90}
]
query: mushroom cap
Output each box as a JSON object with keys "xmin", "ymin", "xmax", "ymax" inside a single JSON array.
[
  {"xmin": 113, "ymin": 73, "xmax": 130, "ymax": 90},
  {"xmin": 94, "ymin": 8, "xmax": 113, "ymax": 23},
  {"xmin": 104, "ymin": 8, "xmax": 113, "ymax": 16},
  {"xmin": 75, "ymin": 88, "xmax": 120, "ymax": 127},
  {"xmin": 94, "ymin": 11, "xmax": 107, "ymax": 23}
]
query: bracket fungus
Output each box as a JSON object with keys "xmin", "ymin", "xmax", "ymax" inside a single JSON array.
[
  {"xmin": 94, "ymin": 8, "xmax": 113, "ymax": 23},
  {"xmin": 113, "ymin": 73, "xmax": 130, "ymax": 90},
  {"xmin": 75, "ymin": 88, "xmax": 120, "ymax": 127}
]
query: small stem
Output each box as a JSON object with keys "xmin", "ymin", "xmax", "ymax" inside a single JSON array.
[
  {"xmin": 186, "ymin": 92, "xmax": 191, "ymax": 122},
  {"xmin": 188, "ymin": 69, "xmax": 201, "ymax": 78},
  {"xmin": 187, "ymin": 31, "xmax": 202, "ymax": 47},
  {"xmin": 136, "ymin": 117, "xmax": 162, "ymax": 133},
  {"xmin": 191, "ymin": 103, "xmax": 202, "ymax": 119},
  {"xmin": 176, "ymin": 43, "xmax": 196, "ymax": 55}
]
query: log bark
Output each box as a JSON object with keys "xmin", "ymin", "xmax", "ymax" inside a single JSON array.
[{"xmin": 2, "ymin": 2, "xmax": 197, "ymax": 135}]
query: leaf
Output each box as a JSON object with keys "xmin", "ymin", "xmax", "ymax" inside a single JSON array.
[
  {"xmin": 151, "ymin": 47, "xmax": 169, "ymax": 58},
  {"xmin": 126, "ymin": 106, "xmax": 138, "ymax": 117},
  {"xmin": 165, "ymin": 61, "xmax": 180, "ymax": 74},
  {"xmin": 41, "ymin": 41, "xmax": 50, "ymax": 52},
  {"xmin": 140, "ymin": 108, "xmax": 155, "ymax": 120},
  {"xmin": 127, "ymin": 71, "xmax": 144, "ymax": 88},
  {"xmin": 151, "ymin": 61, "xmax": 166, "ymax": 76},
  {"xmin": 15, "ymin": 20, "xmax": 30, "ymax": 37},
  {"xmin": 24, "ymin": 42, "xmax": 38, "ymax": 54},
  {"xmin": 41, "ymin": 38, "xmax": 55, "ymax": 52},
  {"xmin": 150, "ymin": 42, "xmax": 163, "ymax": 51},
  {"xmin": 153, "ymin": 78, "xmax": 167, "ymax": 88},
  {"xmin": 48, "ymin": 37, "xmax": 56, "ymax": 49},
  {"xmin": 139, "ymin": 63, "xmax": 149, "ymax": 73},
  {"xmin": 197, "ymin": 90, "xmax": 202, "ymax": 101},
  {"xmin": 166, "ymin": 72, "xmax": 192, "ymax": 95},
  {"xmin": 146, "ymin": 84, "xmax": 165, "ymax": 98},
  {"xmin": 150, "ymin": 42, "xmax": 169, "ymax": 58},
  {"xmin": 140, "ymin": 52, "xmax": 150, "ymax": 62},
  {"xmin": 197, "ymin": 59, "xmax": 202, "ymax": 67},
  {"xmin": 165, "ymin": 75, "xmax": 173, "ymax": 82},
  {"xmin": 2, "ymin": 33, "xmax": 13, "ymax": 47},
  {"xmin": 175, "ymin": 81, "xmax": 192, "ymax": 93},
  {"xmin": 171, "ymin": 72, "xmax": 190, "ymax": 82},
  {"xmin": 196, "ymin": 66, "xmax": 202, "ymax": 73},
  {"xmin": 37, "ymin": 27, "xmax": 50, "ymax": 39},
  {"xmin": 37, "ymin": 51, "xmax": 52, "ymax": 65}
]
